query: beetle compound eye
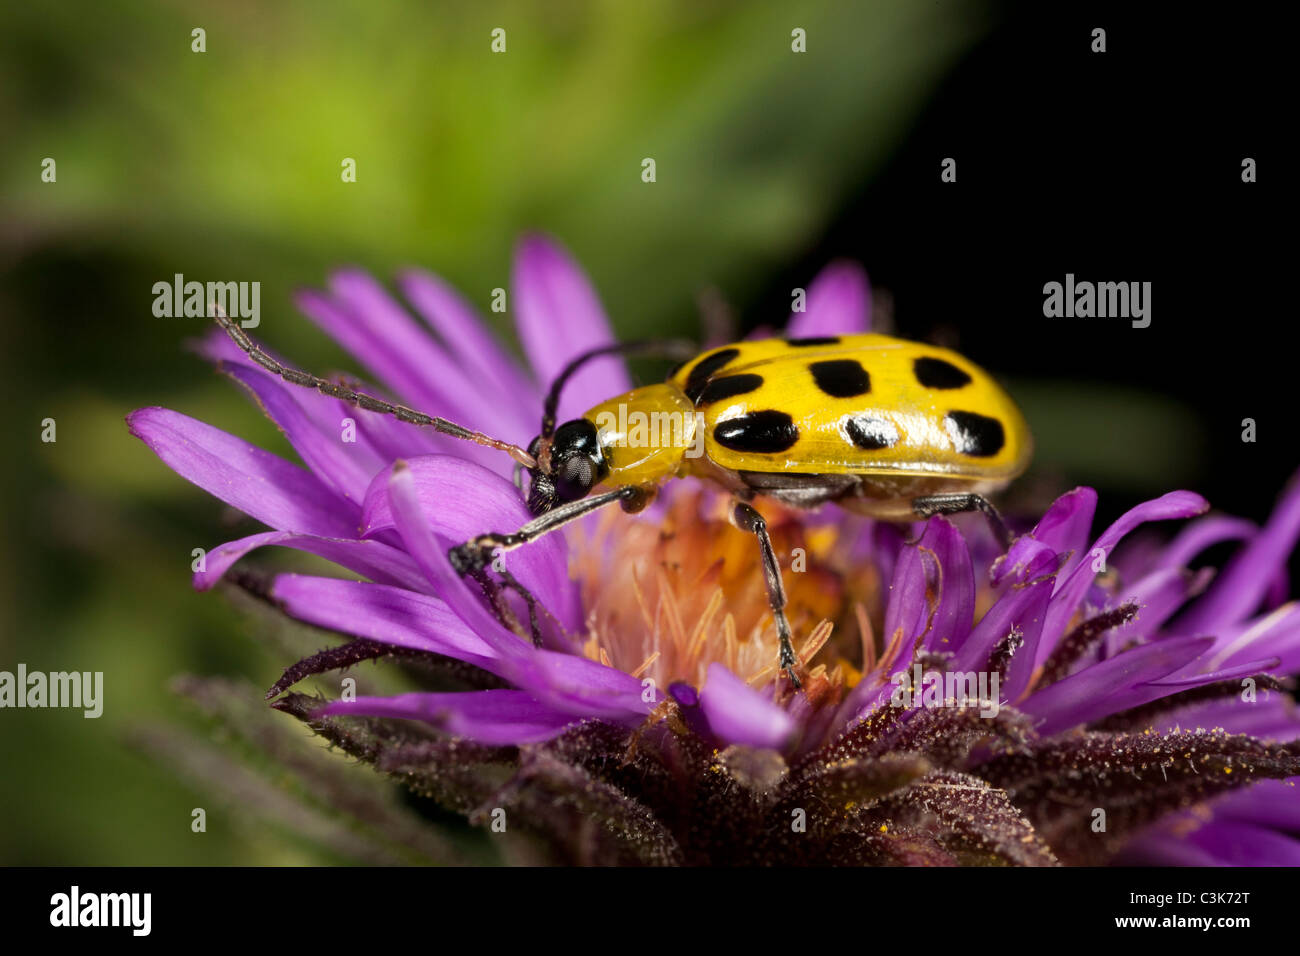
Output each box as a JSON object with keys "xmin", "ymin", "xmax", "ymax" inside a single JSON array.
[{"xmin": 554, "ymin": 455, "xmax": 595, "ymax": 501}]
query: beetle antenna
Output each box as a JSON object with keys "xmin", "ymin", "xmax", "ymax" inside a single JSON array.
[
  {"xmin": 540, "ymin": 339, "xmax": 698, "ymax": 441},
  {"xmin": 211, "ymin": 306, "xmax": 537, "ymax": 468}
]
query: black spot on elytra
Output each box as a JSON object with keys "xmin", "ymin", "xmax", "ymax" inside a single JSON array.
[
  {"xmin": 713, "ymin": 411, "xmax": 799, "ymax": 454},
  {"xmin": 684, "ymin": 348, "xmax": 740, "ymax": 403},
  {"xmin": 785, "ymin": 336, "xmax": 841, "ymax": 347},
  {"xmin": 914, "ymin": 356, "xmax": 973, "ymax": 390},
  {"xmin": 944, "ymin": 411, "xmax": 1005, "ymax": 457},
  {"xmin": 810, "ymin": 359, "xmax": 871, "ymax": 398},
  {"xmin": 844, "ymin": 416, "xmax": 899, "ymax": 450},
  {"xmin": 694, "ymin": 373, "xmax": 763, "ymax": 405}
]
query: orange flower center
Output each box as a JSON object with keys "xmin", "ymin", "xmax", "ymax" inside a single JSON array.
[{"xmin": 570, "ymin": 485, "xmax": 879, "ymax": 708}]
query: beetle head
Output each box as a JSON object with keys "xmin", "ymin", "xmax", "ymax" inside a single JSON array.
[{"xmin": 525, "ymin": 419, "xmax": 608, "ymax": 515}]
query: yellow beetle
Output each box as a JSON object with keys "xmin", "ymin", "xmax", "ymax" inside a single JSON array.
[
  {"xmin": 216, "ymin": 316, "xmax": 1032, "ymax": 689},
  {"xmin": 579, "ymin": 333, "xmax": 1032, "ymax": 519}
]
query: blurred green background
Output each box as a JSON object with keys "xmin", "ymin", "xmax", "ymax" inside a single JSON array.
[{"xmin": 1, "ymin": 0, "xmax": 1263, "ymax": 864}]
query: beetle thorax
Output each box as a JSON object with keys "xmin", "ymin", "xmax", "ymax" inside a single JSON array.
[{"xmin": 584, "ymin": 383, "xmax": 699, "ymax": 488}]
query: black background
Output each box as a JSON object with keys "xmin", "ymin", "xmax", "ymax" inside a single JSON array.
[{"xmin": 754, "ymin": 1, "xmax": 1287, "ymax": 543}]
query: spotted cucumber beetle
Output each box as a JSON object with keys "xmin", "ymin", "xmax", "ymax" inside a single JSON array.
[{"xmin": 215, "ymin": 315, "xmax": 1032, "ymax": 690}]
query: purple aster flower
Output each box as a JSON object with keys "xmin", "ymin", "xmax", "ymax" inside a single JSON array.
[{"xmin": 129, "ymin": 234, "xmax": 1300, "ymax": 865}]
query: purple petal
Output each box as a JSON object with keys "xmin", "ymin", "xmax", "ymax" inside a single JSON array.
[
  {"xmin": 669, "ymin": 682, "xmax": 699, "ymax": 707},
  {"xmin": 918, "ymin": 518, "xmax": 975, "ymax": 655},
  {"xmin": 868, "ymin": 521, "xmax": 907, "ymax": 592},
  {"xmin": 1265, "ymin": 566, "xmax": 1291, "ymax": 610},
  {"xmin": 1184, "ymin": 820, "xmax": 1300, "ymax": 866},
  {"xmin": 785, "ymin": 260, "xmax": 871, "ymax": 337},
  {"xmin": 1150, "ymin": 656, "xmax": 1281, "ymax": 688},
  {"xmin": 837, "ymin": 526, "xmax": 967, "ymax": 730},
  {"xmin": 506, "ymin": 649, "xmax": 654, "ymax": 722},
  {"xmin": 1114, "ymin": 828, "xmax": 1223, "ymax": 866},
  {"xmin": 383, "ymin": 461, "xmax": 533, "ymax": 662},
  {"xmin": 397, "ymin": 268, "xmax": 539, "ymax": 420},
  {"xmin": 1120, "ymin": 816, "xmax": 1300, "ymax": 867},
  {"xmin": 294, "ymin": 285, "xmax": 509, "ymax": 477},
  {"xmin": 327, "ymin": 270, "xmax": 495, "ymax": 422},
  {"xmin": 1199, "ymin": 603, "xmax": 1300, "ymax": 675},
  {"xmin": 271, "ymin": 574, "xmax": 499, "ymax": 669},
  {"xmin": 1030, "ymin": 487, "xmax": 1098, "ymax": 576},
  {"xmin": 699, "ymin": 663, "xmax": 795, "ymax": 749},
  {"xmin": 361, "ymin": 456, "xmax": 580, "ymax": 632},
  {"xmin": 1155, "ymin": 514, "xmax": 1257, "ymax": 570},
  {"xmin": 956, "ymin": 572, "xmax": 1056, "ymax": 703},
  {"xmin": 378, "ymin": 461, "xmax": 644, "ymax": 723},
  {"xmin": 879, "ymin": 518, "xmax": 973, "ymax": 662},
  {"xmin": 198, "ymin": 325, "xmax": 449, "ymax": 465},
  {"xmin": 192, "ymin": 530, "xmax": 426, "ymax": 592},
  {"xmin": 990, "ymin": 537, "xmax": 1063, "ymax": 588},
  {"xmin": 881, "ymin": 532, "xmax": 933, "ymax": 659},
  {"xmin": 128, "ymin": 407, "xmax": 355, "ymax": 538},
  {"xmin": 1104, "ymin": 567, "xmax": 1213, "ymax": 650},
  {"xmin": 294, "ymin": 286, "xmax": 451, "ymax": 418},
  {"xmin": 335, "ymin": 399, "xmax": 456, "ymax": 466},
  {"xmin": 203, "ymin": 329, "xmax": 407, "ymax": 464},
  {"xmin": 1177, "ymin": 471, "xmax": 1300, "ymax": 633},
  {"xmin": 1107, "ymin": 531, "xmax": 1167, "ymax": 583},
  {"xmin": 319, "ymin": 690, "xmax": 578, "ymax": 745},
  {"xmin": 1212, "ymin": 779, "xmax": 1300, "ymax": 831},
  {"xmin": 1038, "ymin": 490, "xmax": 1209, "ymax": 668},
  {"xmin": 1022, "ymin": 635, "xmax": 1214, "ymax": 736},
  {"xmin": 669, "ymin": 682, "xmax": 713, "ymax": 739},
  {"xmin": 511, "ymin": 234, "xmax": 630, "ymax": 422},
  {"xmin": 220, "ymin": 364, "xmax": 378, "ymax": 505}
]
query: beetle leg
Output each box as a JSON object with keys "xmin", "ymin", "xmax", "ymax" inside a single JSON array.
[
  {"xmin": 732, "ymin": 501, "xmax": 803, "ymax": 691},
  {"xmin": 448, "ymin": 485, "xmax": 643, "ymax": 577},
  {"xmin": 478, "ymin": 565, "xmax": 546, "ymax": 647},
  {"xmin": 448, "ymin": 486, "xmax": 646, "ymax": 646},
  {"xmin": 449, "ymin": 485, "xmax": 642, "ymax": 574},
  {"xmin": 911, "ymin": 493, "xmax": 1013, "ymax": 551}
]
